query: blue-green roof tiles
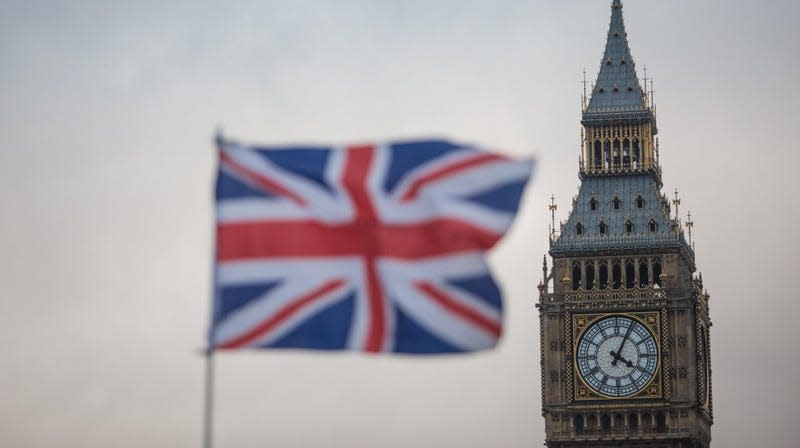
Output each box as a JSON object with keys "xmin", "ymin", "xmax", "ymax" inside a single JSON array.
[
  {"xmin": 583, "ymin": 1, "xmax": 650, "ymax": 123},
  {"xmin": 552, "ymin": 174, "xmax": 692, "ymax": 260}
]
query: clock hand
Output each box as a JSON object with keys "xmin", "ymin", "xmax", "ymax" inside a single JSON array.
[
  {"xmin": 609, "ymin": 350, "xmax": 634, "ymax": 368},
  {"xmin": 611, "ymin": 324, "xmax": 635, "ymax": 366}
]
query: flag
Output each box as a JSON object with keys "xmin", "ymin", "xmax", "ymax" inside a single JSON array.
[{"xmin": 211, "ymin": 138, "xmax": 533, "ymax": 354}]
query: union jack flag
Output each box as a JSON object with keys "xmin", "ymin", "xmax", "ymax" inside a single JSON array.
[{"xmin": 211, "ymin": 138, "xmax": 533, "ymax": 354}]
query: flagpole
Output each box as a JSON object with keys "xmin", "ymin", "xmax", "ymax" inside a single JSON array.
[
  {"xmin": 203, "ymin": 349, "xmax": 215, "ymax": 448},
  {"xmin": 205, "ymin": 127, "xmax": 223, "ymax": 448}
]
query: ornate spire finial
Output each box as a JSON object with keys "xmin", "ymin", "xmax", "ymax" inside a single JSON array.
[
  {"xmin": 549, "ymin": 195, "xmax": 558, "ymax": 242},
  {"xmin": 672, "ymin": 189, "xmax": 681, "ymax": 236},
  {"xmin": 582, "ymin": 68, "xmax": 588, "ymax": 110},
  {"xmin": 686, "ymin": 211, "xmax": 694, "ymax": 249},
  {"xmin": 650, "ymin": 77, "xmax": 656, "ymax": 109}
]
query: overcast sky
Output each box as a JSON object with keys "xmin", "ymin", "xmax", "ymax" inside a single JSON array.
[{"xmin": 1, "ymin": 1, "xmax": 799, "ymax": 447}]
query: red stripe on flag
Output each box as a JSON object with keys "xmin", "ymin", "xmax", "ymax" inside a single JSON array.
[
  {"xmin": 220, "ymin": 151, "xmax": 307, "ymax": 206},
  {"xmin": 414, "ymin": 281, "xmax": 501, "ymax": 338},
  {"xmin": 400, "ymin": 153, "xmax": 505, "ymax": 202},
  {"xmin": 342, "ymin": 145, "xmax": 378, "ymax": 221},
  {"xmin": 216, "ymin": 219, "xmax": 500, "ymax": 261},
  {"xmin": 216, "ymin": 279, "xmax": 347, "ymax": 349},
  {"xmin": 363, "ymin": 257, "xmax": 386, "ymax": 352},
  {"xmin": 342, "ymin": 145, "xmax": 386, "ymax": 352}
]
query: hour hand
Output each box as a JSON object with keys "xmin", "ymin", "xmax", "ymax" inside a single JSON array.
[{"xmin": 610, "ymin": 350, "xmax": 634, "ymax": 367}]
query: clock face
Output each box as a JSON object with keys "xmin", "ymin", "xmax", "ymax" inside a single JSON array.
[{"xmin": 576, "ymin": 315, "xmax": 658, "ymax": 397}]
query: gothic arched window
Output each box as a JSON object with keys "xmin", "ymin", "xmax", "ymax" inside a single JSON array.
[
  {"xmin": 623, "ymin": 139, "xmax": 631, "ymax": 168},
  {"xmin": 639, "ymin": 259, "xmax": 649, "ymax": 287},
  {"xmin": 612, "ymin": 260, "xmax": 622, "ymax": 289},
  {"xmin": 649, "ymin": 219, "xmax": 658, "ymax": 232},
  {"xmin": 628, "ymin": 413, "xmax": 639, "ymax": 432},
  {"xmin": 637, "ymin": 195, "xmax": 645, "ymax": 209},
  {"xmin": 586, "ymin": 261, "xmax": 595, "ymax": 290},
  {"xmin": 614, "ymin": 414, "xmax": 625, "ymax": 433},
  {"xmin": 642, "ymin": 413, "xmax": 653, "ymax": 433},
  {"xmin": 632, "ymin": 138, "xmax": 641, "ymax": 167},
  {"xmin": 574, "ymin": 415, "xmax": 585, "ymax": 435},
  {"xmin": 599, "ymin": 261, "xmax": 609, "ymax": 290},
  {"xmin": 590, "ymin": 198, "xmax": 598, "ymax": 211},
  {"xmin": 576, "ymin": 222, "xmax": 584, "ymax": 235},
  {"xmin": 572, "ymin": 262, "xmax": 582, "ymax": 291},
  {"xmin": 587, "ymin": 414, "xmax": 598, "ymax": 431},
  {"xmin": 653, "ymin": 259, "xmax": 663, "ymax": 287},
  {"xmin": 613, "ymin": 197, "xmax": 621, "ymax": 210},
  {"xmin": 626, "ymin": 220, "xmax": 634, "ymax": 233},
  {"xmin": 626, "ymin": 260, "xmax": 636, "ymax": 289},
  {"xmin": 593, "ymin": 141, "xmax": 602, "ymax": 168},
  {"xmin": 601, "ymin": 415, "xmax": 611, "ymax": 434},
  {"xmin": 655, "ymin": 413, "xmax": 667, "ymax": 433},
  {"xmin": 599, "ymin": 221, "xmax": 607, "ymax": 235}
]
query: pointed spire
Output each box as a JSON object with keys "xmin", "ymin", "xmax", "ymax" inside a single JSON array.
[{"xmin": 585, "ymin": 0, "xmax": 648, "ymax": 114}]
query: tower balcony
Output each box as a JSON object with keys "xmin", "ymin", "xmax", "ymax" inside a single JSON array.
[
  {"xmin": 580, "ymin": 106, "xmax": 656, "ymax": 128},
  {"xmin": 578, "ymin": 163, "xmax": 662, "ymax": 185}
]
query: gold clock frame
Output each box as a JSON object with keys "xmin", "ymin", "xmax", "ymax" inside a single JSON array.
[{"xmin": 569, "ymin": 311, "xmax": 666, "ymax": 402}]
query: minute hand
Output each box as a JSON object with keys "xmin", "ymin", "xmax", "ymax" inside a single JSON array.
[{"xmin": 612, "ymin": 324, "xmax": 635, "ymax": 366}]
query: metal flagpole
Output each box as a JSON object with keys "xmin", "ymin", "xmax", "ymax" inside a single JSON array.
[
  {"xmin": 204, "ymin": 127, "xmax": 224, "ymax": 448},
  {"xmin": 203, "ymin": 349, "xmax": 215, "ymax": 448}
]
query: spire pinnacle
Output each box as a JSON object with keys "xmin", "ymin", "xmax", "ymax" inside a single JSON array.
[
  {"xmin": 548, "ymin": 195, "xmax": 558, "ymax": 244},
  {"xmin": 584, "ymin": 0, "xmax": 648, "ymax": 115},
  {"xmin": 578, "ymin": 0, "xmax": 660, "ymax": 179}
]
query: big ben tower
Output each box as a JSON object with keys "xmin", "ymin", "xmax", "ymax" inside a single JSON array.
[{"xmin": 538, "ymin": 1, "xmax": 713, "ymax": 447}]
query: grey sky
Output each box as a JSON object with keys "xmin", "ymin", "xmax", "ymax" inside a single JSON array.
[{"xmin": 1, "ymin": 1, "xmax": 798, "ymax": 446}]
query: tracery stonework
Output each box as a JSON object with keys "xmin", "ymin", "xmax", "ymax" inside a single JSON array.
[{"xmin": 537, "ymin": 1, "xmax": 713, "ymax": 447}]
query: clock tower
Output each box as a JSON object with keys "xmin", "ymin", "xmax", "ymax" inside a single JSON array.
[{"xmin": 537, "ymin": 1, "xmax": 713, "ymax": 447}]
